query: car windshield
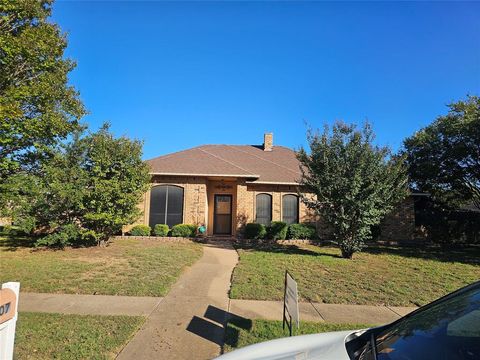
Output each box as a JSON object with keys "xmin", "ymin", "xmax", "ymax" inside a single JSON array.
[{"xmin": 357, "ymin": 283, "xmax": 480, "ymax": 360}]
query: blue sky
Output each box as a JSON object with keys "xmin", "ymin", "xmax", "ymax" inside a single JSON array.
[{"xmin": 52, "ymin": 1, "xmax": 480, "ymax": 159}]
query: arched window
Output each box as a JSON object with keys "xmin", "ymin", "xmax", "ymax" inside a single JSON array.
[
  {"xmin": 256, "ymin": 193, "xmax": 272, "ymax": 225},
  {"xmin": 149, "ymin": 185, "xmax": 184, "ymax": 228},
  {"xmin": 282, "ymin": 194, "xmax": 299, "ymax": 224}
]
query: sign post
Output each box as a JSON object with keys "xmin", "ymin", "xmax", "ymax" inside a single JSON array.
[
  {"xmin": 0, "ymin": 282, "xmax": 20, "ymax": 360},
  {"xmin": 283, "ymin": 271, "xmax": 299, "ymax": 336}
]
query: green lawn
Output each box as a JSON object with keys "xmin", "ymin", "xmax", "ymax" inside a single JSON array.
[
  {"xmin": 224, "ymin": 318, "xmax": 373, "ymax": 352},
  {"xmin": 15, "ymin": 312, "xmax": 143, "ymax": 359},
  {"xmin": 230, "ymin": 244, "xmax": 480, "ymax": 306},
  {"xmin": 0, "ymin": 235, "xmax": 203, "ymax": 296}
]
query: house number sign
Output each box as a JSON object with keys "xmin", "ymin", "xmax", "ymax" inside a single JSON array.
[
  {"xmin": 215, "ymin": 184, "xmax": 233, "ymax": 190},
  {"xmin": 0, "ymin": 289, "xmax": 16, "ymax": 324}
]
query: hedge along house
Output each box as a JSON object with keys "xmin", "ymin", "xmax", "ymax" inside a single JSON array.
[{"xmin": 133, "ymin": 133, "xmax": 416, "ymax": 241}]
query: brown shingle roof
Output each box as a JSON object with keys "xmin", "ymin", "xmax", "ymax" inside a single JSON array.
[{"xmin": 146, "ymin": 145, "xmax": 301, "ymax": 184}]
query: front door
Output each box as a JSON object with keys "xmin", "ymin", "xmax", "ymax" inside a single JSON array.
[{"xmin": 213, "ymin": 194, "xmax": 232, "ymax": 235}]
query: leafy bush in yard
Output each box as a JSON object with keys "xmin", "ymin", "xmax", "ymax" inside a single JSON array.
[
  {"xmin": 287, "ymin": 223, "xmax": 317, "ymax": 240},
  {"xmin": 187, "ymin": 224, "xmax": 198, "ymax": 237},
  {"xmin": 266, "ymin": 221, "xmax": 288, "ymax": 240},
  {"xmin": 244, "ymin": 223, "xmax": 267, "ymax": 240},
  {"xmin": 35, "ymin": 224, "xmax": 83, "ymax": 248},
  {"xmin": 129, "ymin": 225, "xmax": 151, "ymax": 236},
  {"xmin": 1, "ymin": 225, "xmax": 20, "ymax": 236},
  {"xmin": 171, "ymin": 224, "xmax": 196, "ymax": 237},
  {"xmin": 153, "ymin": 224, "xmax": 169, "ymax": 237}
]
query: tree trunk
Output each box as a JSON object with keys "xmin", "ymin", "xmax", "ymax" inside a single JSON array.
[{"xmin": 341, "ymin": 248, "xmax": 354, "ymax": 259}]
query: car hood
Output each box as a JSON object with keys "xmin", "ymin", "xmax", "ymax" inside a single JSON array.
[{"xmin": 216, "ymin": 330, "xmax": 358, "ymax": 360}]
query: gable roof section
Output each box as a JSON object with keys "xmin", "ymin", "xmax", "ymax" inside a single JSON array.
[{"xmin": 146, "ymin": 145, "xmax": 302, "ymax": 184}]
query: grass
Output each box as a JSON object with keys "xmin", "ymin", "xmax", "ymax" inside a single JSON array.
[
  {"xmin": 224, "ymin": 318, "xmax": 373, "ymax": 352},
  {"xmin": 15, "ymin": 312, "xmax": 143, "ymax": 359},
  {"xmin": 230, "ymin": 244, "xmax": 480, "ymax": 306},
  {"xmin": 0, "ymin": 234, "xmax": 203, "ymax": 296}
]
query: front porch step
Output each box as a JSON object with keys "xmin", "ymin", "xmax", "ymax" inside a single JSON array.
[{"xmin": 204, "ymin": 235, "xmax": 236, "ymax": 243}]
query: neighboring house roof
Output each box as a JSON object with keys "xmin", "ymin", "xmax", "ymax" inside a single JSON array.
[{"xmin": 146, "ymin": 144, "xmax": 302, "ymax": 184}]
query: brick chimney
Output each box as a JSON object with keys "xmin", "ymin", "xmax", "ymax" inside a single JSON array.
[{"xmin": 263, "ymin": 132, "xmax": 273, "ymax": 151}]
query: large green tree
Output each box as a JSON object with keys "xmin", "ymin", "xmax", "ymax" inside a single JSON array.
[
  {"xmin": 6, "ymin": 125, "xmax": 151, "ymax": 247},
  {"xmin": 403, "ymin": 96, "xmax": 480, "ymax": 210},
  {"xmin": 0, "ymin": 0, "xmax": 85, "ymax": 179},
  {"xmin": 297, "ymin": 122, "xmax": 408, "ymax": 258}
]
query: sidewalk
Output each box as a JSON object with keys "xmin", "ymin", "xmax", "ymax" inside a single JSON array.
[
  {"xmin": 19, "ymin": 293, "xmax": 163, "ymax": 316},
  {"xmin": 229, "ymin": 299, "xmax": 417, "ymax": 325},
  {"xmin": 19, "ymin": 292, "xmax": 416, "ymax": 325}
]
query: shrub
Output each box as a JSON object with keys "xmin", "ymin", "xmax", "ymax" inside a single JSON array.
[
  {"xmin": 1, "ymin": 225, "xmax": 18, "ymax": 236},
  {"xmin": 153, "ymin": 224, "xmax": 169, "ymax": 237},
  {"xmin": 171, "ymin": 224, "xmax": 196, "ymax": 237},
  {"xmin": 287, "ymin": 223, "xmax": 317, "ymax": 240},
  {"xmin": 187, "ymin": 224, "xmax": 198, "ymax": 237},
  {"xmin": 35, "ymin": 224, "xmax": 82, "ymax": 248},
  {"xmin": 266, "ymin": 221, "xmax": 288, "ymax": 240},
  {"xmin": 129, "ymin": 225, "xmax": 151, "ymax": 236},
  {"xmin": 244, "ymin": 223, "xmax": 267, "ymax": 240}
]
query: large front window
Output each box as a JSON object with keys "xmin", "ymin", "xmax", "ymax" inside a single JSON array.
[
  {"xmin": 149, "ymin": 185, "xmax": 184, "ymax": 228},
  {"xmin": 282, "ymin": 194, "xmax": 299, "ymax": 224},
  {"xmin": 256, "ymin": 193, "xmax": 272, "ymax": 225}
]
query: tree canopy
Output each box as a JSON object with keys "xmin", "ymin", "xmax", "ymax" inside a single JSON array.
[
  {"xmin": 5, "ymin": 124, "xmax": 151, "ymax": 247},
  {"xmin": 297, "ymin": 122, "xmax": 408, "ymax": 258},
  {"xmin": 403, "ymin": 96, "xmax": 480, "ymax": 210},
  {"xmin": 0, "ymin": 0, "xmax": 85, "ymax": 179}
]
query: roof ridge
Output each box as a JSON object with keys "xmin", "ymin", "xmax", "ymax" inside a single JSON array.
[
  {"xmin": 146, "ymin": 145, "xmax": 205, "ymax": 162},
  {"xmin": 225, "ymin": 145, "xmax": 301, "ymax": 177},
  {"xmin": 198, "ymin": 147, "xmax": 257, "ymax": 176}
]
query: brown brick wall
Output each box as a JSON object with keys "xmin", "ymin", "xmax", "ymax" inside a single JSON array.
[
  {"xmin": 301, "ymin": 197, "xmax": 416, "ymax": 242},
  {"xmin": 235, "ymin": 179, "xmax": 254, "ymax": 234},
  {"xmin": 131, "ymin": 175, "xmax": 415, "ymax": 241},
  {"xmin": 378, "ymin": 197, "xmax": 415, "ymax": 242},
  {"xmin": 0, "ymin": 217, "xmax": 12, "ymax": 226}
]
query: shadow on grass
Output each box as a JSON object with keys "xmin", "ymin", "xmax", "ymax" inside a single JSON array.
[
  {"xmin": 235, "ymin": 243, "xmax": 343, "ymax": 259},
  {"xmin": 363, "ymin": 245, "xmax": 480, "ymax": 266},
  {"xmin": 224, "ymin": 315, "xmax": 253, "ymax": 349},
  {"xmin": 0, "ymin": 233, "xmax": 36, "ymax": 251}
]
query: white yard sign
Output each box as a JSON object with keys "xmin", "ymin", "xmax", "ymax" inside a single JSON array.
[
  {"xmin": 0, "ymin": 282, "xmax": 20, "ymax": 360},
  {"xmin": 283, "ymin": 271, "xmax": 299, "ymax": 335}
]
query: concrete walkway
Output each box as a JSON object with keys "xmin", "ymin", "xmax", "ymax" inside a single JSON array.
[
  {"xmin": 19, "ymin": 293, "xmax": 416, "ymax": 326},
  {"xmin": 229, "ymin": 299, "xmax": 417, "ymax": 325},
  {"xmin": 19, "ymin": 293, "xmax": 163, "ymax": 316},
  {"xmin": 116, "ymin": 242, "xmax": 238, "ymax": 360}
]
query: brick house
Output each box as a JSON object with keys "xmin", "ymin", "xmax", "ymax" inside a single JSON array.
[{"xmin": 132, "ymin": 133, "xmax": 415, "ymax": 240}]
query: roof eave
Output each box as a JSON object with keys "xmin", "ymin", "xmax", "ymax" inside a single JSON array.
[
  {"xmin": 149, "ymin": 172, "xmax": 260, "ymax": 179},
  {"xmin": 245, "ymin": 180, "xmax": 300, "ymax": 186}
]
